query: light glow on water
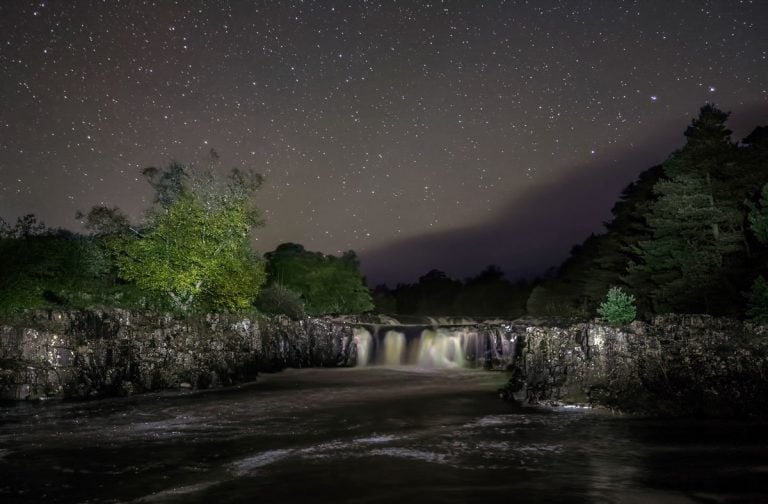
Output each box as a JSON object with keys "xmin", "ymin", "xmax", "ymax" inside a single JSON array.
[
  {"xmin": 381, "ymin": 330, "xmax": 406, "ymax": 365},
  {"xmin": 417, "ymin": 329, "xmax": 464, "ymax": 367},
  {"xmin": 353, "ymin": 324, "xmax": 515, "ymax": 368},
  {"xmin": 353, "ymin": 328, "xmax": 372, "ymax": 367}
]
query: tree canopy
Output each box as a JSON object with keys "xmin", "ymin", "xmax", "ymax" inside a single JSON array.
[
  {"xmin": 108, "ymin": 163, "xmax": 267, "ymax": 312},
  {"xmin": 264, "ymin": 243, "xmax": 373, "ymax": 315}
]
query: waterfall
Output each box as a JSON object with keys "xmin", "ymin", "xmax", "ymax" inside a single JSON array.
[
  {"xmin": 417, "ymin": 328, "xmax": 464, "ymax": 367},
  {"xmin": 381, "ymin": 330, "xmax": 406, "ymax": 365},
  {"xmin": 353, "ymin": 327, "xmax": 373, "ymax": 367},
  {"xmin": 354, "ymin": 323, "xmax": 516, "ymax": 369}
]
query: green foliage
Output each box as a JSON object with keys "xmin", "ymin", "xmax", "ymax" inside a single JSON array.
[
  {"xmin": 746, "ymin": 276, "xmax": 768, "ymax": 323},
  {"xmin": 77, "ymin": 206, "xmax": 131, "ymax": 237},
  {"xmin": 522, "ymin": 166, "xmax": 665, "ymax": 318},
  {"xmin": 256, "ymin": 284, "xmax": 305, "ymax": 319},
  {"xmin": 747, "ymin": 183, "xmax": 768, "ymax": 245},
  {"xmin": 597, "ymin": 287, "xmax": 637, "ymax": 325},
  {"xmin": 381, "ymin": 266, "xmax": 530, "ymax": 317},
  {"xmin": 0, "ymin": 218, "xmax": 121, "ymax": 313},
  {"xmin": 115, "ymin": 188, "xmax": 266, "ymax": 312},
  {"xmin": 626, "ymin": 105, "xmax": 747, "ymax": 314},
  {"xmin": 265, "ymin": 243, "xmax": 373, "ymax": 315},
  {"xmin": 454, "ymin": 265, "xmax": 529, "ymax": 317}
]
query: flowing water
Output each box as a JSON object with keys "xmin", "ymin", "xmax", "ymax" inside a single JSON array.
[{"xmin": 1, "ymin": 367, "xmax": 767, "ymax": 503}]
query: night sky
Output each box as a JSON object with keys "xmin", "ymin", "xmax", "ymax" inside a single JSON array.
[{"xmin": 1, "ymin": 1, "xmax": 766, "ymax": 285}]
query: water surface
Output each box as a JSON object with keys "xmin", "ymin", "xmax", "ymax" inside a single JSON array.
[{"xmin": 1, "ymin": 367, "xmax": 767, "ymax": 503}]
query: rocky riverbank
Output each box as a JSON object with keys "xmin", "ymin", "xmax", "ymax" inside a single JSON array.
[
  {"xmin": 3, "ymin": 310, "xmax": 767, "ymax": 418},
  {"xmin": 503, "ymin": 315, "xmax": 768, "ymax": 418},
  {"xmin": 0, "ymin": 309, "xmax": 357, "ymax": 400}
]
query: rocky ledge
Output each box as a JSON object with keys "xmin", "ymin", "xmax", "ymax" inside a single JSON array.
[
  {"xmin": 501, "ymin": 315, "xmax": 768, "ymax": 418},
  {"xmin": 0, "ymin": 309, "xmax": 358, "ymax": 400}
]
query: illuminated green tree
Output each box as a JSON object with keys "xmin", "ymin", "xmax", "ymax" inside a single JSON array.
[
  {"xmin": 597, "ymin": 287, "xmax": 636, "ymax": 325},
  {"xmin": 114, "ymin": 163, "xmax": 266, "ymax": 312}
]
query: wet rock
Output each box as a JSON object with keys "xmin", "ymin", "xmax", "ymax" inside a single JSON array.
[
  {"xmin": 500, "ymin": 315, "xmax": 768, "ymax": 418},
  {"xmin": 0, "ymin": 310, "xmax": 357, "ymax": 400}
]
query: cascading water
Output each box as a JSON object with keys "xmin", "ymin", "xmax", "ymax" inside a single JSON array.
[
  {"xmin": 353, "ymin": 327, "xmax": 373, "ymax": 367},
  {"xmin": 354, "ymin": 322, "xmax": 517, "ymax": 369},
  {"xmin": 381, "ymin": 330, "xmax": 406, "ymax": 365},
  {"xmin": 417, "ymin": 328, "xmax": 464, "ymax": 367}
]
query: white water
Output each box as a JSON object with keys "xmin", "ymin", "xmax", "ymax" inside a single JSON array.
[
  {"xmin": 417, "ymin": 328, "xmax": 464, "ymax": 367},
  {"xmin": 353, "ymin": 328, "xmax": 372, "ymax": 367},
  {"xmin": 354, "ymin": 324, "xmax": 514, "ymax": 368},
  {"xmin": 381, "ymin": 330, "xmax": 406, "ymax": 365}
]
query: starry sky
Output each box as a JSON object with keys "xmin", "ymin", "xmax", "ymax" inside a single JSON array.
[{"xmin": 1, "ymin": 1, "xmax": 767, "ymax": 286}]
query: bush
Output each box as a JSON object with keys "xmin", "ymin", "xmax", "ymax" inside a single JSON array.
[
  {"xmin": 256, "ymin": 284, "xmax": 305, "ymax": 319},
  {"xmin": 597, "ymin": 287, "xmax": 636, "ymax": 325},
  {"xmin": 747, "ymin": 275, "xmax": 768, "ymax": 323}
]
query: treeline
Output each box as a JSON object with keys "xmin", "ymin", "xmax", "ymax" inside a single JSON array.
[
  {"xmin": 372, "ymin": 266, "xmax": 532, "ymax": 318},
  {"xmin": 373, "ymin": 105, "xmax": 768, "ymax": 321},
  {"xmin": 0, "ymin": 161, "xmax": 372, "ymax": 317},
  {"xmin": 3, "ymin": 105, "xmax": 766, "ymax": 321},
  {"xmin": 526, "ymin": 105, "xmax": 768, "ymax": 319}
]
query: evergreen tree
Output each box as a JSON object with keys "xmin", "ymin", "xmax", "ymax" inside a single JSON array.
[
  {"xmin": 627, "ymin": 105, "xmax": 743, "ymax": 313},
  {"xmin": 597, "ymin": 287, "xmax": 637, "ymax": 325}
]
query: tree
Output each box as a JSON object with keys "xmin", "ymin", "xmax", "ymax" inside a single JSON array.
[
  {"xmin": 112, "ymin": 163, "xmax": 267, "ymax": 312},
  {"xmin": 626, "ymin": 105, "xmax": 743, "ymax": 313},
  {"xmin": 597, "ymin": 287, "xmax": 636, "ymax": 325},
  {"xmin": 264, "ymin": 243, "xmax": 373, "ymax": 315},
  {"xmin": 0, "ymin": 217, "xmax": 113, "ymax": 312},
  {"xmin": 77, "ymin": 206, "xmax": 132, "ymax": 237}
]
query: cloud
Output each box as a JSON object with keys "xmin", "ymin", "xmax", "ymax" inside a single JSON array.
[{"xmin": 360, "ymin": 103, "xmax": 768, "ymax": 286}]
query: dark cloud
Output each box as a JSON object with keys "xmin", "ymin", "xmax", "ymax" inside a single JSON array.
[{"xmin": 362, "ymin": 102, "xmax": 768, "ymax": 285}]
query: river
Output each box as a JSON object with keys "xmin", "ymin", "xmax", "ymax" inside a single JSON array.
[{"xmin": 1, "ymin": 367, "xmax": 767, "ymax": 503}]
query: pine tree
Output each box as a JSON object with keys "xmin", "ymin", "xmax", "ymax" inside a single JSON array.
[{"xmin": 626, "ymin": 105, "xmax": 742, "ymax": 313}]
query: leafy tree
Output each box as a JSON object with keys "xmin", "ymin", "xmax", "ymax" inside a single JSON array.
[
  {"xmin": 265, "ymin": 243, "xmax": 372, "ymax": 315},
  {"xmin": 111, "ymin": 163, "xmax": 266, "ymax": 312},
  {"xmin": 0, "ymin": 214, "xmax": 47, "ymax": 238},
  {"xmin": 454, "ymin": 265, "xmax": 527, "ymax": 317},
  {"xmin": 597, "ymin": 287, "xmax": 637, "ymax": 325},
  {"xmin": 371, "ymin": 284, "xmax": 397, "ymax": 314},
  {"xmin": 77, "ymin": 206, "xmax": 132, "ymax": 237},
  {"xmin": 0, "ymin": 218, "xmax": 114, "ymax": 312}
]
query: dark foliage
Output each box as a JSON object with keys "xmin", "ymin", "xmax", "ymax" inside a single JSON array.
[
  {"xmin": 376, "ymin": 265, "xmax": 531, "ymax": 317},
  {"xmin": 529, "ymin": 105, "xmax": 768, "ymax": 319}
]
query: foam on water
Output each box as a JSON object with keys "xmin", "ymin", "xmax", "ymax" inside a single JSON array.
[
  {"xmin": 354, "ymin": 434, "xmax": 399, "ymax": 444},
  {"xmin": 353, "ymin": 327, "xmax": 372, "ymax": 367},
  {"xmin": 370, "ymin": 447, "xmax": 450, "ymax": 465},
  {"xmin": 136, "ymin": 481, "xmax": 219, "ymax": 502},
  {"xmin": 231, "ymin": 449, "xmax": 293, "ymax": 475}
]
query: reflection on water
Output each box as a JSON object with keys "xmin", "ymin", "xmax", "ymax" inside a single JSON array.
[{"xmin": 1, "ymin": 367, "xmax": 767, "ymax": 503}]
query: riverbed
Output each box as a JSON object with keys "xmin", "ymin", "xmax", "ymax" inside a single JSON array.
[{"xmin": 1, "ymin": 367, "xmax": 767, "ymax": 503}]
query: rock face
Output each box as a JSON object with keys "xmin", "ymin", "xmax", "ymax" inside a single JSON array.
[
  {"xmin": 501, "ymin": 315, "xmax": 768, "ymax": 417},
  {"xmin": 0, "ymin": 310, "xmax": 357, "ymax": 400},
  {"xmin": 3, "ymin": 310, "xmax": 766, "ymax": 417}
]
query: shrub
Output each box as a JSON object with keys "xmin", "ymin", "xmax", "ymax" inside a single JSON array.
[
  {"xmin": 747, "ymin": 275, "xmax": 768, "ymax": 323},
  {"xmin": 256, "ymin": 284, "xmax": 305, "ymax": 319},
  {"xmin": 597, "ymin": 287, "xmax": 636, "ymax": 325}
]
